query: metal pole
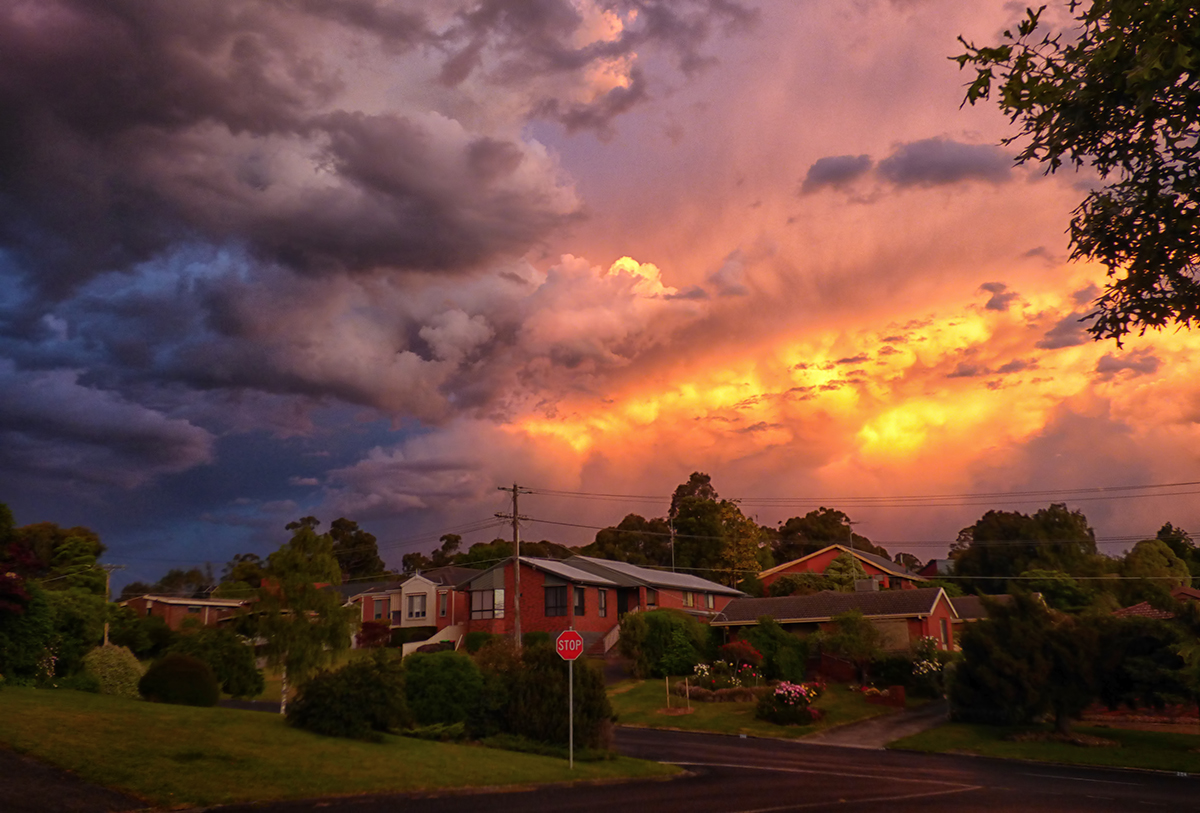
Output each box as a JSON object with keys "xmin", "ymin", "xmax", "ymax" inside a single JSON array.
[
  {"xmin": 512, "ymin": 483, "xmax": 521, "ymax": 648},
  {"xmin": 568, "ymin": 657, "xmax": 574, "ymax": 770}
]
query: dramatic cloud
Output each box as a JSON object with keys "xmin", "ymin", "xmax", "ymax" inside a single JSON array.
[
  {"xmin": 979, "ymin": 282, "xmax": 1019, "ymax": 312},
  {"xmin": 800, "ymin": 154, "xmax": 873, "ymax": 193},
  {"xmin": 1037, "ymin": 312, "xmax": 1091, "ymax": 349},
  {"xmin": 0, "ymin": 361, "xmax": 213, "ymax": 489},
  {"xmin": 1095, "ymin": 351, "xmax": 1161, "ymax": 379},
  {"xmin": 876, "ymin": 138, "xmax": 1013, "ymax": 187}
]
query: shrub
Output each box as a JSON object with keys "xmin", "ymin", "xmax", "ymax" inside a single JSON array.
[
  {"xmin": 522, "ymin": 631, "xmax": 551, "ymax": 648},
  {"xmin": 768, "ymin": 573, "xmax": 836, "ymax": 597},
  {"xmin": 356, "ymin": 621, "xmax": 391, "ymax": 649},
  {"xmin": 389, "ymin": 626, "xmax": 438, "ymax": 647},
  {"xmin": 405, "ymin": 650, "xmax": 483, "ymax": 725},
  {"xmin": 463, "ymin": 631, "xmax": 498, "ymax": 653},
  {"xmin": 82, "ymin": 645, "xmax": 144, "ymax": 698},
  {"xmin": 755, "ymin": 681, "xmax": 823, "ymax": 726},
  {"xmin": 658, "ymin": 628, "xmax": 700, "ymax": 676},
  {"xmin": 139, "ymin": 653, "xmax": 220, "ymax": 707},
  {"xmin": 287, "ymin": 650, "xmax": 409, "ymax": 740},
  {"xmin": 870, "ymin": 653, "xmax": 913, "ymax": 688},
  {"xmin": 166, "ymin": 626, "xmax": 264, "ymax": 698},
  {"xmin": 619, "ymin": 609, "xmax": 708, "ymax": 678},
  {"xmin": 741, "ymin": 617, "xmax": 808, "ymax": 682},
  {"xmin": 469, "ymin": 640, "xmax": 613, "ymax": 750},
  {"xmin": 107, "ymin": 607, "xmax": 177, "ymax": 659},
  {"xmin": 719, "ymin": 639, "xmax": 763, "ymax": 668}
]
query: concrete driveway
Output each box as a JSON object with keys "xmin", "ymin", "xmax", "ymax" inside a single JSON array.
[{"xmin": 802, "ymin": 699, "xmax": 949, "ymax": 749}]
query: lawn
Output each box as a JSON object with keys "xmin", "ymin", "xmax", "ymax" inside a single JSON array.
[
  {"xmin": 891, "ymin": 722, "xmax": 1200, "ymax": 774},
  {"xmin": 0, "ymin": 687, "xmax": 678, "ymax": 808},
  {"xmin": 609, "ymin": 679, "xmax": 897, "ymax": 739}
]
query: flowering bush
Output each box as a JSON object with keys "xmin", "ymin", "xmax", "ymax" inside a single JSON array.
[
  {"xmin": 693, "ymin": 660, "xmax": 740, "ymax": 690},
  {"xmin": 755, "ymin": 681, "xmax": 824, "ymax": 725},
  {"xmin": 720, "ymin": 640, "xmax": 763, "ymax": 668}
]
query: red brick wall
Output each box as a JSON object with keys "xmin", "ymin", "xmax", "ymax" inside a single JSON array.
[
  {"xmin": 124, "ymin": 597, "xmax": 240, "ymax": 630},
  {"xmin": 463, "ymin": 563, "xmax": 621, "ymax": 637}
]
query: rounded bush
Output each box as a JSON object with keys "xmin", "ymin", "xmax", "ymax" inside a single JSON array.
[
  {"xmin": 166, "ymin": 627, "xmax": 264, "ymax": 699},
  {"xmin": 463, "ymin": 631, "xmax": 497, "ymax": 653},
  {"xmin": 755, "ymin": 681, "xmax": 822, "ymax": 726},
  {"xmin": 82, "ymin": 645, "xmax": 144, "ymax": 698},
  {"xmin": 288, "ymin": 651, "xmax": 409, "ymax": 740},
  {"xmin": 139, "ymin": 653, "xmax": 220, "ymax": 707},
  {"xmin": 404, "ymin": 650, "xmax": 482, "ymax": 725}
]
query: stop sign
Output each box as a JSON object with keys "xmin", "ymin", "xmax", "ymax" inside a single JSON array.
[{"xmin": 556, "ymin": 630, "xmax": 585, "ymax": 661}]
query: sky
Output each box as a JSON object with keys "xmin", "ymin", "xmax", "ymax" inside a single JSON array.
[{"xmin": 3, "ymin": 0, "xmax": 1200, "ymax": 592}]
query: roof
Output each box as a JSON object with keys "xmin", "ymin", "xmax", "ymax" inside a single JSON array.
[
  {"xmin": 1172, "ymin": 585, "xmax": 1200, "ymax": 602},
  {"xmin": 919, "ymin": 558, "xmax": 955, "ymax": 577},
  {"xmin": 459, "ymin": 557, "xmax": 620, "ymax": 588},
  {"xmin": 758, "ymin": 544, "xmax": 926, "ymax": 582},
  {"xmin": 122, "ymin": 595, "xmax": 247, "ymax": 608},
  {"xmin": 567, "ymin": 555, "xmax": 744, "ymax": 596},
  {"xmin": 1113, "ymin": 601, "xmax": 1176, "ymax": 620},
  {"xmin": 949, "ymin": 594, "xmax": 1012, "ymax": 621},
  {"xmin": 418, "ymin": 566, "xmax": 479, "ymax": 587},
  {"xmin": 712, "ymin": 587, "xmax": 952, "ymax": 626},
  {"xmin": 332, "ymin": 579, "xmax": 407, "ymax": 601}
]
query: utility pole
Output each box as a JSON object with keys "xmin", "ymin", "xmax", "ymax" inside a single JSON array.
[
  {"xmin": 99, "ymin": 564, "xmax": 126, "ymax": 647},
  {"xmin": 669, "ymin": 518, "xmax": 676, "ymax": 573},
  {"xmin": 496, "ymin": 484, "xmax": 531, "ymax": 647}
]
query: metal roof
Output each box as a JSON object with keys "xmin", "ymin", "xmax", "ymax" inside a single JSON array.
[
  {"xmin": 712, "ymin": 587, "xmax": 951, "ymax": 626},
  {"xmin": 568, "ymin": 556, "xmax": 744, "ymax": 595}
]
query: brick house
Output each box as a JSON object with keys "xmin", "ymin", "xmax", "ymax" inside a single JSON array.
[
  {"xmin": 759, "ymin": 544, "xmax": 928, "ymax": 591},
  {"xmin": 711, "ymin": 587, "xmax": 958, "ymax": 651},
  {"xmin": 458, "ymin": 555, "xmax": 743, "ymax": 653},
  {"xmin": 121, "ymin": 595, "xmax": 247, "ymax": 630}
]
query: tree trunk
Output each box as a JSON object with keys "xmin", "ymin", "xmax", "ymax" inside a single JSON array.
[
  {"xmin": 1054, "ymin": 707, "xmax": 1072, "ymax": 737},
  {"xmin": 279, "ymin": 665, "xmax": 288, "ymax": 716}
]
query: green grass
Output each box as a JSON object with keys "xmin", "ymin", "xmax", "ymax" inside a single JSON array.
[
  {"xmin": 0, "ymin": 687, "xmax": 678, "ymax": 807},
  {"xmin": 608, "ymin": 679, "xmax": 896, "ymax": 739},
  {"xmin": 890, "ymin": 722, "xmax": 1200, "ymax": 774}
]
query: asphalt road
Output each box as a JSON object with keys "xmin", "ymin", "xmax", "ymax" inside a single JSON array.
[{"xmin": 200, "ymin": 727, "xmax": 1200, "ymax": 813}]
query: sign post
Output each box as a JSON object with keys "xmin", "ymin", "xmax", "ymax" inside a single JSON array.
[{"xmin": 556, "ymin": 629, "xmax": 585, "ymax": 770}]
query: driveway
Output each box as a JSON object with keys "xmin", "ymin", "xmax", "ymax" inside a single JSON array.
[{"xmin": 803, "ymin": 699, "xmax": 949, "ymax": 748}]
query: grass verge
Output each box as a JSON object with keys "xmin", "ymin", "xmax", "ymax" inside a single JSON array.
[
  {"xmin": 609, "ymin": 680, "xmax": 895, "ymax": 739},
  {"xmin": 890, "ymin": 722, "xmax": 1200, "ymax": 774},
  {"xmin": 0, "ymin": 687, "xmax": 678, "ymax": 808}
]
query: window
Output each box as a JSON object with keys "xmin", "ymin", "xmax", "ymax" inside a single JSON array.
[
  {"xmin": 373, "ymin": 599, "xmax": 387, "ymax": 620},
  {"xmin": 598, "ymin": 589, "xmax": 607, "ymax": 618},
  {"xmin": 705, "ymin": 593, "xmax": 715, "ymax": 610},
  {"xmin": 187, "ymin": 606, "xmax": 202, "ymax": 614},
  {"xmin": 939, "ymin": 618, "xmax": 949, "ymax": 649},
  {"xmin": 471, "ymin": 588, "xmax": 505, "ymax": 619},
  {"xmin": 407, "ymin": 594, "xmax": 427, "ymax": 619},
  {"xmin": 574, "ymin": 586, "xmax": 586, "ymax": 616},
  {"xmin": 545, "ymin": 586, "xmax": 568, "ymax": 617},
  {"xmin": 646, "ymin": 588, "xmax": 658, "ymax": 609},
  {"xmin": 682, "ymin": 591, "xmax": 694, "ymax": 608},
  {"xmin": 439, "ymin": 591, "xmax": 448, "ymax": 617}
]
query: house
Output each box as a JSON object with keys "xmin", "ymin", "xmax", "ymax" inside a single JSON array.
[
  {"xmin": 121, "ymin": 594, "xmax": 247, "ymax": 630},
  {"xmin": 949, "ymin": 593, "xmax": 1016, "ymax": 636},
  {"xmin": 457, "ymin": 555, "xmax": 743, "ymax": 654},
  {"xmin": 918, "ymin": 559, "xmax": 955, "ymax": 578},
  {"xmin": 711, "ymin": 587, "xmax": 958, "ymax": 651},
  {"xmin": 1112, "ymin": 584, "xmax": 1200, "ymax": 620},
  {"xmin": 759, "ymin": 544, "xmax": 928, "ymax": 591},
  {"xmin": 346, "ymin": 566, "xmax": 476, "ymax": 633}
]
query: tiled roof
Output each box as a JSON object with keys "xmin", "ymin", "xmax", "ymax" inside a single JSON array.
[
  {"xmin": 713, "ymin": 587, "xmax": 950, "ymax": 626},
  {"xmin": 949, "ymin": 594, "xmax": 1012, "ymax": 621},
  {"xmin": 568, "ymin": 555, "xmax": 744, "ymax": 595},
  {"xmin": 1112, "ymin": 601, "xmax": 1175, "ymax": 620},
  {"xmin": 758, "ymin": 544, "xmax": 926, "ymax": 582},
  {"xmin": 1172, "ymin": 585, "xmax": 1200, "ymax": 602}
]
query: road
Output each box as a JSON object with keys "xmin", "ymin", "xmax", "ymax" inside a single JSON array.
[{"xmin": 205, "ymin": 727, "xmax": 1199, "ymax": 812}]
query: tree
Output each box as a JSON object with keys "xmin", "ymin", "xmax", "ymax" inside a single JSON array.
[
  {"xmin": 217, "ymin": 553, "xmax": 266, "ymax": 597},
  {"xmin": 823, "ymin": 553, "xmax": 870, "ymax": 592},
  {"xmin": 582, "ymin": 514, "xmax": 672, "ymax": 567},
  {"xmin": 894, "ymin": 552, "xmax": 923, "ymax": 572},
  {"xmin": 774, "ymin": 508, "xmax": 887, "ymax": 564},
  {"xmin": 1152, "ymin": 523, "xmax": 1200, "ymax": 579},
  {"xmin": 329, "ymin": 517, "xmax": 386, "ymax": 581},
  {"xmin": 1015, "ymin": 569, "xmax": 1096, "ymax": 613},
  {"xmin": 1119, "ymin": 538, "xmax": 1191, "ymax": 606},
  {"xmin": 768, "ymin": 572, "xmax": 837, "ymax": 597},
  {"xmin": 952, "ymin": 504, "xmax": 1099, "ymax": 593},
  {"xmin": 669, "ymin": 472, "xmax": 718, "ymax": 519},
  {"xmin": 951, "ymin": 592, "xmax": 1099, "ymax": 734},
  {"xmin": 813, "ymin": 609, "xmax": 882, "ymax": 682},
  {"xmin": 956, "ymin": 1, "xmax": 1200, "ymax": 341},
  {"xmin": 429, "ymin": 534, "xmax": 462, "ymax": 568},
  {"xmin": 251, "ymin": 521, "xmax": 358, "ymax": 714},
  {"xmin": 167, "ymin": 626, "xmax": 264, "ymax": 698}
]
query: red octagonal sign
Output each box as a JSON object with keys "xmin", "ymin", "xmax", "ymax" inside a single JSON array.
[{"xmin": 556, "ymin": 630, "xmax": 585, "ymax": 661}]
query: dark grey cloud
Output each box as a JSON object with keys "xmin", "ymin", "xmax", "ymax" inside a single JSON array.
[
  {"xmin": 979, "ymin": 281, "xmax": 1019, "ymax": 311},
  {"xmin": 996, "ymin": 358, "xmax": 1035, "ymax": 374},
  {"xmin": 0, "ymin": 361, "xmax": 213, "ymax": 490},
  {"xmin": 1037, "ymin": 312, "xmax": 1090, "ymax": 349},
  {"xmin": 800, "ymin": 154, "xmax": 873, "ymax": 193},
  {"xmin": 1095, "ymin": 351, "xmax": 1160, "ymax": 379},
  {"xmin": 836, "ymin": 354, "xmax": 870, "ymax": 364},
  {"xmin": 947, "ymin": 362, "xmax": 984, "ymax": 378},
  {"xmin": 876, "ymin": 138, "xmax": 1012, "ymax": 187},
  {"xmin": 0, "ymin": 0, "xmax": 752, "ymax": 297}
]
